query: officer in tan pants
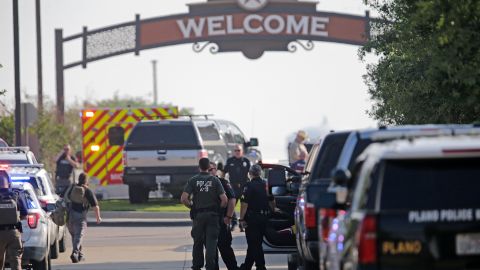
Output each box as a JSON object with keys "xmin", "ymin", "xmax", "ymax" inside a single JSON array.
[{"xmin": 0, "ymin": 171, "xmax": 28, "ymax": 270}]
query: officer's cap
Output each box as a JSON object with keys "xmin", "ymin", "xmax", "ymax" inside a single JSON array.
[{"xmin": 249, "ymin": 164, "xmax": 262, "ymax": 177}]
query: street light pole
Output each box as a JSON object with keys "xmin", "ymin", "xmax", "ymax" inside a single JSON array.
[
  {"xmin": 36, "ymin": 0, "xmax": 43, "ymax": 112},
  {"xmin": 13, "ymin": 0, "xmax": 22, "ymax": 146},
  {"xmin": 152, "ymin": 60, "xmax": 158, "ymax": 106}
]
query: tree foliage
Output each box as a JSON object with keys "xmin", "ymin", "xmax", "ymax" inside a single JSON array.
[
  {"xmin": 0, "ymin": 115, "xmax": 14, "ymax": 145},
  {"xmin": 361, "ymin": 0, "xmax": 480, "ymax": 125},
  {"xmin": 29, "ymin": 104, "xmax": 81, "ymax": 172}
]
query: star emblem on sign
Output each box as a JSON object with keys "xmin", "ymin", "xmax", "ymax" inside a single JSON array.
[{"xmin": 237, "ymin": 0, "xmax": 269, "ymax": 11}]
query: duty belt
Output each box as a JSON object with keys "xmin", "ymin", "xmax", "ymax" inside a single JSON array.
[
  {"xmin": 195, "ymin": 207, "xmax": 218, "ymax": 213},
  {"xmin": 249, "ymin": 210, "xmax": 271, "ymax": 216}
]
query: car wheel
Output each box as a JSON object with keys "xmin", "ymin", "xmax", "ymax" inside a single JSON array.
[
  {"xmin": 50, "ymin": 238, "xmax": 60, "ymax": 259},
  {"xmin": 302, "ymin": 259, "xmax": 319, "ymax": 270},
  {"xmin": 288, "ymin": 253, "xmax": 298, "ymax": 270},
  {"xmin": 31, "ymin": 251, "xmax": 50, "ymax": 270},
  {"xmin": 128, "ymin": 185, "xmax": 144, "ymax": 204}
]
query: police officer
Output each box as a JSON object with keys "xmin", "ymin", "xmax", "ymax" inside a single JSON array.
[
  {"xmin": 181, "ymin": 158, "xmax": 228, "ymax": 270},
  {"xmin": 209, "ymin": 163, "xmax": 239, "ymax": 270},
  {"xmin": 239, "ymin": 165, "xmax": 272, "ymax": 270},
  {"xmin": 55, "ymin": 144, "xmax": 79, "ymax": 197},
  {"xmin": 0, "ymin": 171, "xmax": 28, "ymax": 270},
  {"xmin": 224, "ymin": 144, "xmax": 251, "ymax": 231}
]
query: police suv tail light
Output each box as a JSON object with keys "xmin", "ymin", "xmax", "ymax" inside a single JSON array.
[
  {"xmin": 27, "ymin": 213, "xmax": 40, "ymax": 229},
  {"xmin": 356, "ymin": 214, "xmax": 377, "ymax": 265},
  {"xmin": 305, "ymin": 202, "xmax": 316, "ymax": 229},
  {"xmin": 320, "ymin": 209, "xmax": 336, "ymax": 240},
  {"xmin": 198, "ymin": 149, "xmax": 208, "ymax": 159}
]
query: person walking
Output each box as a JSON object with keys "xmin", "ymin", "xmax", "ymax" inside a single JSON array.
[
  {"xmin": 288, "ymin": 130, "xmax": 308, "ymax": 167},
  {"xmin": 55, "ymin": 144, "xmax": 79, "ymax": 197},
  {"xmin": 181, "ymin": 158, "xmax": 228, "ymax": 270},
  {"xmin": 224, "ymin": 144, "xmax": 251, "ymax": 231},
  {"xmin": 239, "ymin": 165, "xmax": 272, "ymax": 270},
  {"xmin": 65, "ymin": 173, "xmax": 102, "ymax": 263},
  {"xmin": 0, "ymin": 171, "xmax": 28, "ymax": 270},
  {"xmin": 209, "ymin": 163, "xmax": 239, "ymax": 270}
]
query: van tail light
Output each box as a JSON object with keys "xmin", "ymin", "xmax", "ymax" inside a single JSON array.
[
  {"xmin": 123, "ymin": 152, "xmax": 126, "ymax": 167},
  {"xmin": 305, "ymin": 203, "xmax": 316, "ymax": 229},
  {"xmin": 356, "ymin": 214, "xmax": 377, "ymax": 265},
  {"xmin": 27, "ymin": 213, "xmax": 40, "ymax": 229},
  {"xmin": 198, "ymin": 149, "xmax": 208, "ymax": 159}
]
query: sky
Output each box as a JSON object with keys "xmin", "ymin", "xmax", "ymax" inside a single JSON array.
[{"xmin": 0, "ymin": 0, "xmax": 379, "ymax": 161}]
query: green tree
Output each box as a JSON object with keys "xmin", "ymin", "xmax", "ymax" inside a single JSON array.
[
  {"xmin": 0, "ymin": 115, "xmax": 14, "ymax": 145},
  {"xmin": 29, "ymin": 104, "xmax": 81, "ymax": 172},
  {"xmin": 361, "ymin": 0, "xmax": 480, "ymax": 125}
]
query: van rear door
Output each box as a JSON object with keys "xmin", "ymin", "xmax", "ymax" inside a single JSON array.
[{"xmin": 376, "ymin": 158, "xmax": 480, "ymax": 269}]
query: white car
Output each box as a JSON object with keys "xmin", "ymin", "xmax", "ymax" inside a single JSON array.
[
  {"xmin": 9, "ymin": 165, "xmax": 67, "ymax": 259},
  {"xmin": 0, "ymin": 147, "xmax": 38, "ymax": 165},
  {"xmin": 9, "ymin": 182, "xmax": 57, "ymax": 270}
]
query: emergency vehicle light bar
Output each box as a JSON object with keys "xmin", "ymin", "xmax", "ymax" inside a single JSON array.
[{"xmin": 0, "ymin": 147, "xmax": 30, "ymax": 153}]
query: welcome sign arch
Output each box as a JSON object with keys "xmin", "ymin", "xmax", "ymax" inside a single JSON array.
[{"xmin": 55, "ymin": 0, "xmax": 371, "ymax": 120}]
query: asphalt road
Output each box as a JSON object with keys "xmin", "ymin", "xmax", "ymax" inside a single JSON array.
[{"xmin": 52, "ymin": 226, "xmax": 288, "ymax": 270}]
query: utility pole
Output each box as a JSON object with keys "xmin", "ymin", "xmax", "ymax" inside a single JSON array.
[
  {"xmin": 151, "ymin": 60, "xmax": 158, "ymax": 106},
  {"xmin": 36, "ymin": 0, "xmax": 43, "ymax": 112},
  {"xmin": 13, "ymin": 0, "xmax": 22, "ymax": 146}
]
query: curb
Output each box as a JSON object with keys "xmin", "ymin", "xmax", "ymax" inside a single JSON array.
[
  {"xmin": 88, "ymin": 211, "xmax": 190, "ymax": 219},
  {"xmin": 87, "ymin": 218, "xmax": 192, "ymax": 227}
]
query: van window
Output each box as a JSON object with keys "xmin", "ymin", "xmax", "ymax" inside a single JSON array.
[
  {"xmin": 197, "ymin": 122, "xmax": 221, "ymax": 141},
  {"xmin": 380, "ymin": 158, "xmax": 480, "ymax": 210},
  {"xmin": 126, "ymin": 124, "xmax": 199, "ymax": 149},
  {"xmin": 230, "ymin": 125, "xmax": 245, "ymax": 145},
  {"xmin": 219, "ymin": 124, "xmax": 234, "ymax": 144},
  {"xmin": 108, "ymin": 126, "xmax": 125, "ymax": 146}
]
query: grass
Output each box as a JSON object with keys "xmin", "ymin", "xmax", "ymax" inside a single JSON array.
[
  {"xmin": 99, "ymin": 199, "xmax": 189, "ymax": 212},
  {"xmin": 99, "ymin": 199, "xmax": 242, "ymax": 212}
]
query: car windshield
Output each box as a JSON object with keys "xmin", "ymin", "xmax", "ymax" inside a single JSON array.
[
  {"xmin": 380, "ymin": 157, "xmax": 480, "ymax": 210},
  {"xmin": 127, "ymin": 123, "xmax": 199, "ymax": 149}
]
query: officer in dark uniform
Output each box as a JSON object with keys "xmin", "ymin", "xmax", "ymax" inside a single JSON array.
[
  {"xmin": 239, "ymin": 165, "xmax": 272, "ymax": 270},
  {"xmin": 209, "ymin": 162, "xmax": 239, "ymax": 270},
  {"xmin": 0, "ymin": 170, "xmax": 28, "ymax": 270},
  {"xmin": 181, "ymin": 158, "xmax": 228, "ymax": 270},
  {"xmin": 224, "ymin": 144, "xmax": 251, "ymax": 231}
]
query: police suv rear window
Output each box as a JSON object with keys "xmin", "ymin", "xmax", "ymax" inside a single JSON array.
[
  {"xmin": 380, "ymin": 158, "xmax": 480, "ymax": 210},
  {"xmin": 314, "ymin": 133, "xmax": 350, "ymax": 179},
  {"xmin": 127, "ymin": 124, "xmax": 199, "ymax": 149}
]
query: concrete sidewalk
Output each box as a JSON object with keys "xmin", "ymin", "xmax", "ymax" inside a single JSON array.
[{"xmin": 87, "ymin": 211, "xmax": 192, "ymax": 227}]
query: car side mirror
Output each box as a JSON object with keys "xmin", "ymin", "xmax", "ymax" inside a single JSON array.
[
  {"xmin": 248, "ymin": 138, "xmax": 259, "ymax": 147},
  {"xmin": 332, "ymin": 168, "xmax": 351, "ymax": 186}
]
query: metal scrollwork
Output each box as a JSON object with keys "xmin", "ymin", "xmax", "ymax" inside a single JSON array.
[
  {"xmin": 288, "ymin": 40, "xmax": 315, "ymax": 53},
  {"xmin": 192, "ymin": 42, "xmax": 219, "ymax": 54}
]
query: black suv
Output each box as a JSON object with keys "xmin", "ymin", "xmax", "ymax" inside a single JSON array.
[
  {"xmin": 123, "ymin": 118, "xmax": 260, "ymax": 203},
  {"xmin": 330, "ymin": 136, "xmax": 480, "ymax": 270}
]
